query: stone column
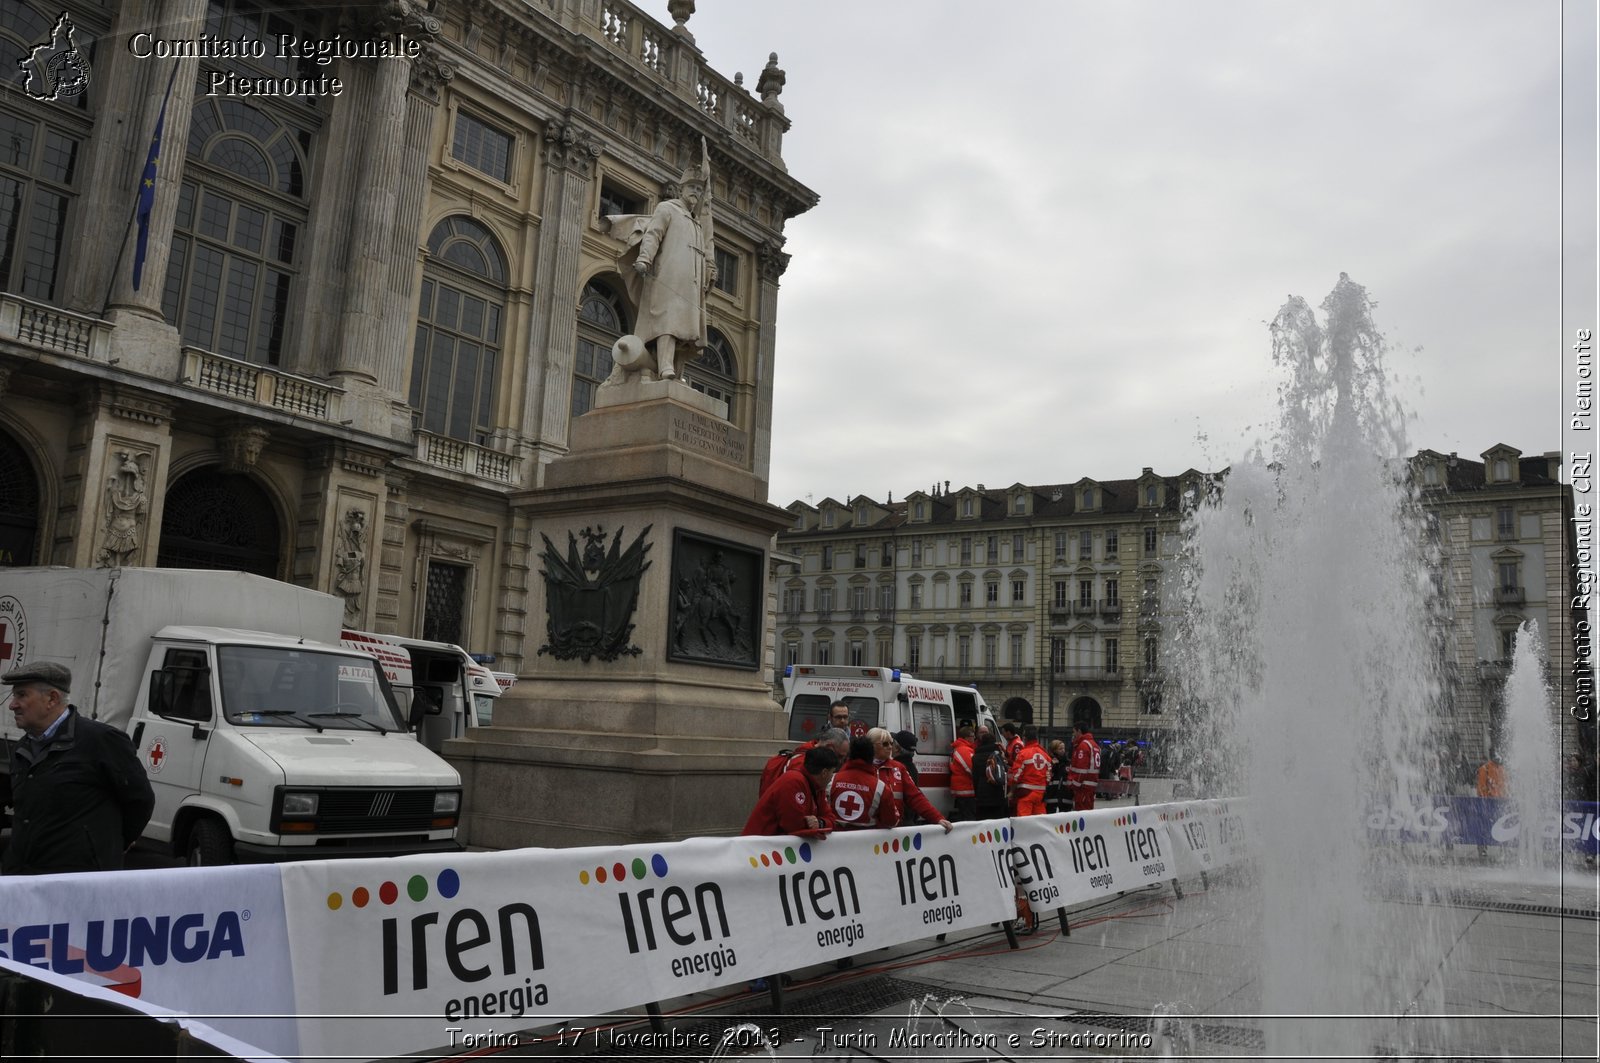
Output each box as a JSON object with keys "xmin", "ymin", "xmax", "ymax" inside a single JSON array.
[
  {"xmin": 87, "ymin": 0, "xmax": 209, "ymax": 322},
  {"xmin": 749, "ymin": 240, "xmax": 790, "ymax": 493},
  {"xmin": 521, "ymin": 119, "xmax": 599, "ymax": 465},
  {"xmin": 331, "ymin": 4, "xmax": 443, "ymax": 434}
]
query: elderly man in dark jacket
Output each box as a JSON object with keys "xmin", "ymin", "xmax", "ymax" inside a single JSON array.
[{"xmin": 4, "ymin": 662, "xmax": 154, "ymax": 874}]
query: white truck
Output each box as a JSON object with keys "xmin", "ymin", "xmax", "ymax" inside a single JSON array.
[
  {"xmin": 0, "ymin": 567, "xmax": 463, "ymax": 865},
  {"xmin": 780, "ymin": 664, "xmax": 998, "ymax": 812},
  {"xmin": 339, "ymin": 630, "xmax": 508, "ymax": 753}
]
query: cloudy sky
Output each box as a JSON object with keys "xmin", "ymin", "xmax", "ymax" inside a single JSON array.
[{"xmin": 686, "ymin": 1, "xmax": 1595, "ymax": 508}]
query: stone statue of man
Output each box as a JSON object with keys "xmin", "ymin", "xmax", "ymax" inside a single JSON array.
[{"xmin": 607, "ymin": 146, "xmax": 715, "ymax": 382}]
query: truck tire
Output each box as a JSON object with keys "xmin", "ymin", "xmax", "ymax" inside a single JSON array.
[{"xmin": 187, "ymin": 818, "xmax": 235, "ymax": 867}]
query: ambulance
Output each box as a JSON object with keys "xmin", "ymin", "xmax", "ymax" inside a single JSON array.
[
  {"xmin": 339, "ymin": 630, "xmax": 508, "ymax": 752},
  {"xmin": 779, "ymin": 665, "xmax": 997, "ymax": 812}
]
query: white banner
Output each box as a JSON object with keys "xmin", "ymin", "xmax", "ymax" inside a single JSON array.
[
  {"xmin": 1007, "ymin": 807, "xmax": 1179, "ymax": 912},
  {"xmin": 278, "ymin": 824, "xmax": 1018, "ymax": 1060},
  {"xmin": 0, "ymin": 864, "xmax": 296, "ymax": 1058}
]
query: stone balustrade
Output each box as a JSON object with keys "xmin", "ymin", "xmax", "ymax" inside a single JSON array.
[
  {"xmin": 179, "ymin": 347, "xmax": 343, "ymax": 422},
  {"xmin": 413, "ymin": 430, "xmax": 520, "ymax": 486},
  {"xmin": 0, "ymin": 293, "xmax": 112, "ymax": 362}
]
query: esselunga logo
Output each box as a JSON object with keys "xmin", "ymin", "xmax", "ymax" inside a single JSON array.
[
  {"xmin": 0, "ymin": 907, "xmax": 249, "ymax": 995},
  {"xmin": 966, "ymin": 825, "xmax": 1013, "ymax": 846}
]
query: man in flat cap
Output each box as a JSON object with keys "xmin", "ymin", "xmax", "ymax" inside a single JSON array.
[{"xmin": 3, "ymin": 661, "xmax": 154, "ymax": 874}]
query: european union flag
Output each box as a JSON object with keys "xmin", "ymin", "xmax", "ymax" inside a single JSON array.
[{"xmin": 132, "ymin": 67, "xmax": 177, "ymax": 291}]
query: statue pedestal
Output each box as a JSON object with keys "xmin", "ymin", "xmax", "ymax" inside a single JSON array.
[{"xmin": 443, "ymin": 387, "xmax": 791, "ymax": 848}]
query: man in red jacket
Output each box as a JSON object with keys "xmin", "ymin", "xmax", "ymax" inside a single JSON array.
[
  {"xmin": 743, "ymin": 747, "xmax": 839, "ymax": 836},
  {"xmin": 948, "ymin": 724, "xmax": 976, "ymax": 821},
  {"xmin": 1067, "ymin": 722, "xmax": 1101, "ymax": 811},
  {"xmin": 828, "ymin": 737, "xmax": 896, "ymax": 830},
  {"xmin": 1008, "ymin": 725, "xmax": 1052, "ymax": 816},
  {"xmin": 869, "ymin": 728, "xmax": 953, "ymax": 833}
]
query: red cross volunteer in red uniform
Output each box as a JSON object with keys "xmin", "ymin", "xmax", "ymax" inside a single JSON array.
[
  {"xmin": 1009, "ymin": 725, "xmax": 1052, "ymax": 816},
  {"xmin": 743, "ymin": 746, "xmax": 839, "ymax": 837},
  {"xmin": 827, "ymin": 737, "xmax": 896, "ymax": 830},
  {"xmin": 1068, "ymin": 722, "xmax": 1101, "ymax": 811}
]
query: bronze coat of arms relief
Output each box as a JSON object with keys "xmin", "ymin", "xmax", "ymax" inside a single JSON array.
[{"xmin": 536, "ymin": 525, "xmax": 652, "ymax": 663}]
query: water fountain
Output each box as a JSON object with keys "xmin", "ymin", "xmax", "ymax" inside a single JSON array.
[
  {"xmin": 1503, "ymin": 620, "xmax": 1561, "ymax": 873},
  {"xmin": 1172, "ymin": 274, "xmax": 1453, "ymax": 1059}
]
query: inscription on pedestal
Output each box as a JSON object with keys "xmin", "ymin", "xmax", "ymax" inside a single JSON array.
[{"xmin": 671, "ymin": 410, "xmax": 747, "ymax": 466}]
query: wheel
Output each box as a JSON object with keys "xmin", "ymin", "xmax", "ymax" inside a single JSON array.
[{"xmin": 187, "ymin": 818, "xmax": 235, "ymax": 867}]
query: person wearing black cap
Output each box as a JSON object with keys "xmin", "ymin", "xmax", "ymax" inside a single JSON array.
[
  {"xmin": 891, "ymin": 729, "xmax": 920, "ymax": 783},
  {"xmin": 3, "ymin": 661, "xmax": 154, "ymax": 874}
]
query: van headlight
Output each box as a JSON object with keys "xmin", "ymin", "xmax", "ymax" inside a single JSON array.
[
  {"xmin": 281, "ymin": 792, "xmax": 319, "ymax": 816},
  {"xmin": 433, "ymin": 791, "xmax": 461, "ymax": 815}
]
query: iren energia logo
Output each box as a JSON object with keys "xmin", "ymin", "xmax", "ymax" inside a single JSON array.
[
  {"xmin": 579, "ymin": 851, "xmax": 738, "ymax": 981},
  {"xmin": 746, "ymin": 839, "xmax": 866, "ymax": 950},
  {"xmin": 324, "ymin": 868, "xmax": 548, "ymax": 1022}
]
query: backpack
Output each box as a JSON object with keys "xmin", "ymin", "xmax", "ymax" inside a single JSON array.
[
  {"xmin": 759, "ymin": 748, "xmax": 794, "ymax": 795},
  {"xmin": 984, "ymin": 749, "xmax": 1007, "ymax": 789}
]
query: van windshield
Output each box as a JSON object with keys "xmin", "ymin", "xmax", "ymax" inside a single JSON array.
[
  {"xmin": 788, "ymin": 693, "xmax": 880, "ymax": 743},
  {"xmin": 218, "ymin": 646, "xmax": 405, "ymax": 732}
]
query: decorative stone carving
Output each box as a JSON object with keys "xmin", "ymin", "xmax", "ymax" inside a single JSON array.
[
  {"xmin": 97, "ymin": 450, "xmax": 150, "ymax": 569},
  {"xmin": 757, "ymin": 239, "xmax": 790, "ymax": 282},
  {"xmin": 0, "ymin": 365, "xmax": 11, "ymax": 403},
  {"xmin": 667, "ymin": 0, "xmax": 695, "ymax": 41},
  {"xmin": 541, "ymin": 120, "xmax": 601, "ymax": 176},
  {"xmin": 537, "ymin": 525, "xmax": 652, "ymax": 663},
  {"xmin": 364, "ymin": 0, "xmax": 441, "ymax": 38},
  {"xmin": 335, "ymin": 508, "xmax": 369, "ymax": 619},
  {"xmin": 220, "ymin": 424, "xmax": 270, "ymax": 472},
  {"xmin": 756, "ymin": 52, "xmax": 786, "ymax": 112}
]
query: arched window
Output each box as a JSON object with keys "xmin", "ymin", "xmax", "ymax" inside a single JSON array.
[
  {"xmin": 0, "ymin": 3, "xmax": 89, "ymax": 301},
  {"xmin": 0, "ymin": 427, "xmax": 41, "ymax": 566},
  {"xmin": 685, "ymin": 328, "xmax": 737, "ymax": 406},
  {"xmin": 157, "ymin": 468, "xmax": 281, "ymax": 577},
  {"xmin": 573, "ymin": 280, "xmax": 625, "ymax": 418},
  {"xmin": 163, "ymin": 94, "xmax": 314, "ymax": 365},
  {"xmin": 410, "ymin": 216, "xmax": 507, "ymax": 443}
]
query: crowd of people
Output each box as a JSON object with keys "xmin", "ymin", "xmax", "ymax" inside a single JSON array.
[{"xmin": 745, "ymin": 705, "xmax": 1131, "ymax": 839}]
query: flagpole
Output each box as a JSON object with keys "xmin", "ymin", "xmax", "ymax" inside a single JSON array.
[{"xmin": 100, "ymin": 62, "xmax": 181, "ymax": 316}]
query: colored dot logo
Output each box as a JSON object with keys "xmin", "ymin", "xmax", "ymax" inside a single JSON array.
[
  {"xmin": 748, "ymin": 844, "xmax": 814, "ymax": 870},
  {"xmin": 326, "ymin": 868, "xmax": 460, "ymax": 911},
  {"xmin": 1113, "ymin": 812, "xmax": 1139, "ymax": 827},
  {"xmin": 967, "ymin": 826, "xmax": 1012, "ymax": 845},
  {"xmin": 872, "ymin": 834, "xmax": 923, "ymax": 855},
  {"xmin": 579, "ymin": 852, "xmax": 670, "ymax": 885},
  {"xmin": 1053, "ymin": 817, "xmax": 1090, "ymax": 834}
]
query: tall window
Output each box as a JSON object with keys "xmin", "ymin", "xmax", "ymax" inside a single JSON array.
[
  {"xmin": 1050, "ymin": 637, "xmax": 1065, "ymax": 673},
  {"xmin": 983, "ymin": 634, "xmax": 997, "ymax": 671},
  {"xmin": 685, "ymin": 327, "xmax": 736, "ymax": 405},
  {"xmin": 1496, "ymin": 506, "xmax": 1515, "ymax": 540},
  {"xmin": 573, "ymin": 280, "xmax": 624, "ymax": 418},
  {"xmin": 854, "ymin": 543, "xmax": 867, "ymax": 568},
  {"xmin": 815, "ymin": 639, "xmax": 832, "ymax": 665},
  {"xmin": 958, "ymin": 635, "xmax": 972, "ymax": 670},
  {"xmin": 821, "ymin": 545, "xmax": 833, "ymax": 570},
  {"xmin": 1010, "ymin": 634, "xmax": 1024, "ymax": 672},
  {"xmin": 908, "ymin": 635, "xmax": 921, "ymax": 671},
  {"xmin": 960, "ymin": 537, "xmax": 973, "ymax": 564},
  {"xmin": 817, "ymin": 587, "xmax": 833, "ymax": 614},
  {"xmin": 1078, "ymin": 579, "xmax": 1093, "ymax": 607},
  {"xmin": 450, "ymin": 111, "xmax": 513, "ymax": 183},
  {"xmin": 0, "ymin": 103, "xmax": 80, "ymax": 301},
  {"xmin": 1053, "ymin": 581, "xmax": 1068, "ymax": 608},
  {"xmin": 409, "ymin": 217, "xmax": 506, "ymax": 442},
  {"xmin": 1144, "ymin": 526, "xmax": 1158, "ymax": 556},
  {"xmin": 881, "ymin": 540, "xmax": 893, "ymax": 566},
  {"xmin": 849, "ymin": 640, "xmax": 865, "ymax": 667},
  {"xmin": 1079, "ymin": 530, "xmax": 1092, "ymax": 558},
  {"xmin": 1143, "ymin": 637, "xmax": 1159, "ymax": 672},
  {"xmin": 985, "ymin": 580, "xmax": 999, "ymax": 604},
  {"xmin": 1012, "ymin": 579, "xmax": 1025, "ymax": 603},
  {"xmin": 1497, "ymin": 560, "xmax": 1519, "ymax": 591},
  {"xmin": 1105, "ymin": 530, "xmax": 1118, "ymax": 557},
  {"xmin": 713, "ymin": 245, "xmax": 738, "ymax": 295},
  {"xmin": 959, "ymin": 581, "xmax": 973, "ymax": 606},
  {"xmin": 1105, "ymin": 638, "xmax": 1119, "ymax": 674},
  {"xmin": 1012, "ymin": 533, "xmax": 1024, "ymax": 558},
  {"xmin": 911, "ymin": 539, "xmax": 923, "ymax": 565},
  {"xmin": 879, "ymin": 584, "xmax": 895, "ymax": 612},
  {"xmin": 986, "ymin": 534, "xmax": 997, "ymax": 560},
  {"xmin": 165, "ymin": 96, "xmax": 313, "ymax": 365},
  {"xmin": 909, "ymin": 583, "xmax": 923, "ymax": 608},
  {"xmin": 1054, "ymin": 532, "xmax": 1067, "ymax": 561},
  {"xmin": 1105, "ymin": 578, "xmax": 1119, "ymax": 604}
]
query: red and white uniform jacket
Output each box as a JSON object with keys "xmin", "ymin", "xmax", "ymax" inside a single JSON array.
[
  {"xmin": 828, "ymin": 761, "xmax": 894, "ymax": 829},
  {"xmin": 1008, "ymin": 740, "xmax": 1052, "ymax": 795},
  {"xmin": 877, "ymin": 758, "xmax": 943, "ymax": 825},
  {"xmin": 1068, "ymin": 733, "xmax": 1101, "ymax": 810},
  {"xmin": 948, "ymin": 737, "xmax": 976, "ymax": 798},
  {"xmin": 743, "ymin": 768, "xmax": 832, "ymax": 837}
]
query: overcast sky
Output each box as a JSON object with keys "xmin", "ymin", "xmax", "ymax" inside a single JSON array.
[{"xmin": 686, "ymin": 1, "xmax": 1594, "ymax": 509}]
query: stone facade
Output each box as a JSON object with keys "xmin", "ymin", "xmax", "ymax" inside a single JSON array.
[
  {"xmin": 775, "ymin": 448, "xmax": 1580, "ymax": 765},
  {"xmin": 0, "ymin": 0, "xmax": 815, "ymax": 672}
]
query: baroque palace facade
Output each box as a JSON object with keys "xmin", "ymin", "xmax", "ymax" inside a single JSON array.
[
  {"xmin": 0, "ymin": 0, "xmax": 814, "ymax": 666},
  {"xmin": 776, "ymin": 445, "xmax": 1581, "ymax": 767}
]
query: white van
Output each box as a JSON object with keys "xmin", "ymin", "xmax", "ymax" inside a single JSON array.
[
  {"xmin": 780, "ymin": 665, "xmax": 997, "ymax": 812},
  {"xmin": 339, "ymin": 631, "xmax": 505, "ymax": 752}
]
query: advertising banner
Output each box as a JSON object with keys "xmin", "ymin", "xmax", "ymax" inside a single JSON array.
[
  {"xmin": 0, "ymin": 864, "xmax": 296, "ymax": 1058},
  {"xmin": 279, "ymin": 825, "xmax": 1018, "ymax": 1060},
  {"xmin": 1366, "ymin": 797, "xmax": 1600, "ymax": 854},
  {"xmin": 1007, "ymin": 808, "xmax": 1181, "ymax": 913},
  {"xmin": 1147, "ymin": 802, "xmax": 1221, "ymax": 880}
]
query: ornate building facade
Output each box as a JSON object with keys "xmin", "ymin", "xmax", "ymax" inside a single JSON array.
[
  {"xmin": 0, "ymin": 0, "xmax": 815, "ymax": 671},
  {"xmin": 776, "ymin": 446, "xmax": 1580, "ymax": 766}
]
